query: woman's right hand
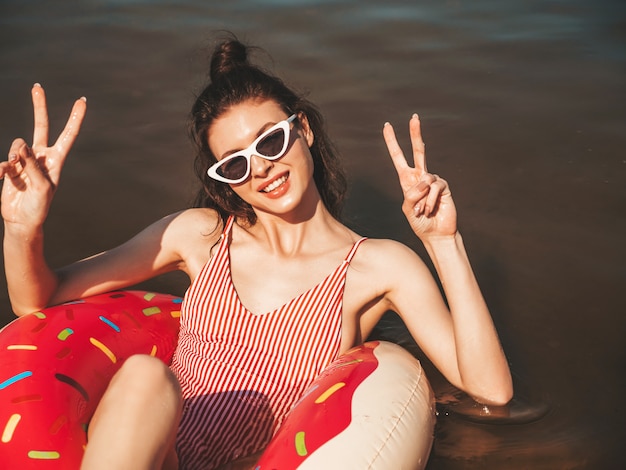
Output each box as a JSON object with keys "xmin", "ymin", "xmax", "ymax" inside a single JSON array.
[{"xmin": 0, "ymin": 84, "xmax": 86, "ymax": 231}]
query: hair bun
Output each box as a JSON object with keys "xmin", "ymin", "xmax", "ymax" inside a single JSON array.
[{"xmin": 210, "ymin": 39, "xmax": 249, "ymax": 82}]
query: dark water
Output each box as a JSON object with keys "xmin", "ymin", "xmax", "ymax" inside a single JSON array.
[{"xmin": 1, "ymin": 0, "xmax": 624, "ymax": 468}]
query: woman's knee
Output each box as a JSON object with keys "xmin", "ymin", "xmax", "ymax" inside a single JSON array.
[
  {"xmin": 90, "ymin": 355, "xmax": 182, "ymax": 437},
  {"xmin": 84, "ymin": 355, "xmax": 182, "ymax": 468},
  {"xmin": 108, "ymin": 354, "xmax": 181, "ymax": 403}
]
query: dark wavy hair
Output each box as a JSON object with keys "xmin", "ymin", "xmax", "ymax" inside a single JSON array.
[{"xmin": 190, "ymin": 37, "xmax": 347, "ymax": 226}]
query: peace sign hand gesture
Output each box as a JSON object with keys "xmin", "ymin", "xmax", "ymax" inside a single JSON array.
[
  {"xmin": 383, "ymin": 114, "xmax": 457, "ymax": 240},
  {"xmin": 0, "ymin": 84, "xmax": 86, "ymax": 231}
]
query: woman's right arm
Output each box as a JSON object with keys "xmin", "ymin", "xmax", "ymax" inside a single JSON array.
[
  {"xmin": 1, "ymin": 84, "xmax": 86, "ymax": 315},
  {"xmin": 4, "ymin": 208, "xmax": 188, "ymax": 316},
  {"xmin": 1, "ymin": 85, "xmax": 194, "ymax": 316}
]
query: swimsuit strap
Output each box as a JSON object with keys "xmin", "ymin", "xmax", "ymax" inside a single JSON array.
[
  {"xmin": 223, "ymin": 215, "xmax": 236, "ymax": 237},
  {"xmin": 344, "ymin": 237, "xmax": 368, "ymax": 264}
]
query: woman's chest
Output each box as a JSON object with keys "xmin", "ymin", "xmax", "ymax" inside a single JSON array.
[{"xmin": 229, "ymin": 251, "xmax": 348, "ymax": 316}]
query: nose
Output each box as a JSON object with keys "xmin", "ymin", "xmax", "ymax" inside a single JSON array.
[{"xmin": 250, "ymin": 154, "xmax": 273, "ymax": 177}]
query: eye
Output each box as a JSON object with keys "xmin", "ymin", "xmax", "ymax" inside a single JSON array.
[
  {"xmin": 219, "ymin": 156, "xmax": 248, "ymax": 179},
  {"xmin": 257, "ymin": 128, "xmax": 285, "ymax": 157}
]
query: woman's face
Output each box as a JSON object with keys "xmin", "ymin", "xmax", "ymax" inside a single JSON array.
[{"xmin": 207, "ymin": 99, "xmax": 318, "ymax": 218}]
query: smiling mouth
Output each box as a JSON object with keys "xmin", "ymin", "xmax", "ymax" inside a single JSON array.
[{"xmin": 261, "ymin": 175, "xmax": 288, "ymax": 193}]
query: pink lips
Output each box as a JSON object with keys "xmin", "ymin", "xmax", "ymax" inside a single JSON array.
[{"xmin": 258, "ymin": 172, "xmax": 289, "ymax": 198}]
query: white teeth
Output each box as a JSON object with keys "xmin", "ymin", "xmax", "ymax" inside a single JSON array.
[{"xmin": 262, "ymin": 175, "xmax": 287, "ymax": 192}]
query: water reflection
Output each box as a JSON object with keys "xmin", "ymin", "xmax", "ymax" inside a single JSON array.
[{"xmin": 439, "ymin": 390, "xmax": 550, "ymax": 425}]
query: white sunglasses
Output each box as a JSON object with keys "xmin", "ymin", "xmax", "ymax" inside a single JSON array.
[{"xmin": 207, "ymin": 114, "xmax": 297, "ymax": 184}]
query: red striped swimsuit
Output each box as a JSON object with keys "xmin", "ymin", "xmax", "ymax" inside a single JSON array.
[{"xmin": 169, "ymin": 216, "xmax": 366, "ymax": 469}]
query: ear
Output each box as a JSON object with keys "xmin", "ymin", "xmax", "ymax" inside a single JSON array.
[{"xmin": 297, "ymin": 112, "xmax": 315, "ymax": 148}]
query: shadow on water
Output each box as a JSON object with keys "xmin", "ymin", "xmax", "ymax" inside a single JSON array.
[{"xmin": 1, "ymin": 0, "xmax": 625, "ymax": 468}]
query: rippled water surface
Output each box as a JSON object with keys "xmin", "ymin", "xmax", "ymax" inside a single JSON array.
[{"xmin": 1, "ymin": 1, "xmax": 624, "ymax": 468}]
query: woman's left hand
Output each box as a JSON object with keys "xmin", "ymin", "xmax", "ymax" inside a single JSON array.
[{"xmin": 383, "ymin": 114, "xmax": 457, "ymax": 240}]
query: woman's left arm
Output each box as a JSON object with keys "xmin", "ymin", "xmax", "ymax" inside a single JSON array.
[{"xmin": 383, "ymin": 114, "xmax": 513, "ymax": 405}]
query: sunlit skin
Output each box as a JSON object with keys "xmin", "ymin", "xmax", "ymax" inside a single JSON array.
[
  {"xmin": 1, "ymin": 84, "xmax": 86, "ymax": 228},
  {"xmin": 207, "ymin": 100, "xmax": 318, "ymax": 223},
  {"xmin": 1, "ymin": 84, "xmax": 513, "ymax": 469}
]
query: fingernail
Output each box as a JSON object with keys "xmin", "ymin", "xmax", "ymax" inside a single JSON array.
[
  {"xmin": 412, "ymin": 113, "xmax": 419, "ymax": 119},
  {"xmin": 33, "ymin": 83, "xmax": 41, "ymax": 88},
  {"xmin": 80, "ymin": 96, "xmax": 87, "ymax": 102},
  {"xmin": 383, "ymin": 121, "xmax": 390, "ymax": 127},
  {"xmin": 8, "ymin": 153, "xmax": 17, "ymax": 162},
  {"xmin": 417, "ymin": 181, "xmax": 429, "ymax": 191}
]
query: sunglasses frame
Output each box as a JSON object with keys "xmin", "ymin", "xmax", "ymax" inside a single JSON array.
[{"xmin": 207, "ymin": 114, "xmax": 298, "ymax": 184}]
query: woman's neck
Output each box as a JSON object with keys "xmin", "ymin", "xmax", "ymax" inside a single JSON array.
[{"xmin": 237, "ymin": 202, "xmax": 347, "ymax": 258}]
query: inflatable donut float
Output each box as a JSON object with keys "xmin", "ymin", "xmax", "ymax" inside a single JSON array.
[
  {"xmin": 0, "ymin": 290, "xmax": 435, "ymax": 469},
  {"xmin": 0, "ymin": 291, "xmax": 182, "ymax": 468},
  {"xmin": 256, "ymin": 341, "xmax": 436, "ymax": 469}
]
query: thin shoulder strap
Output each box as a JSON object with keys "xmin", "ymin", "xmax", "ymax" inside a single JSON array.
[
  {"xmin": 344, "ymin": 237, "xmax": 368, "ymax": 263},
  {"xmin": 213, "ymin": 216, "xmax": 236, "ymax": 251},
  {"xmin": 224, "ymin": 215, "xmax": 235, "ymax": 234}
]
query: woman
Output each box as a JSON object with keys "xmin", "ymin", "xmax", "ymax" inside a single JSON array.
[{"xmin": 0, "ymin": 39, "xmax": 512, "ymax": 469}]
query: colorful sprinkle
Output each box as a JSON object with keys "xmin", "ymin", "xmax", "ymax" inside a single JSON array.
[
  {"xmin": 33, "ymin": 312, "xmax": 46, "ymax": 319},
  {"xmin": 57, "ymin": 328, "xmax": 74, "ymax": 341},
  {"xmin": 2, "ymin": 414, "xmax": 21, "ymax": 443},
  {"xmin": 7, "ymin": 344, "xmax": 37, "ymax": 351},
  {"xmin": 150, "ymin": 345, "xmax": 158, "ymax": 357},
  {"xmin": 55, "ymin": 374, "xmax": 89, "ymax": 401},
  {"xmin": 0, "ymin": 371, "xmax": 33, "ymax": 390},
  {"xmin": 27, "ymin": 451, "xmax": 61, "ymax": 460},
  {"xmin": 11, "ymin": 394, "xmax": 42, "ymax": 404},
  {"xmin": 173, "ymin": 298, "xmax": 183, "ymax": 304},
  {"xmin": 49, "ymin": 415, "xmax": 68, "ymax": 435},
  {"xmin": 170, "ymin": 310, "xmax": 181, "ymax": 318},
  {"xmin": 56, "ymin": 347, "xmax": 72, "ymax": 360},
  {"xmin": 90, "ymin": 337, "xmax": 117, "ymax": 363},
  {"xmin": 31, "ymin": 322, "xmax": 47, "ymax": 333},
  {"xmin": 99, "ymin": 316, "xmax": 120, "ymax": 332},
  {"xmin": 314, "ymin": 382, "xmax": 346, "ymax": 404},
  {"xmin": 142, "ymin": 306, "xmax": 161, "ymax": 316},
  {"xmin": 338, "ymin": 359, "xmax": 363, "ymax": 368},
  {"xmin": 143, "ymin": 292, "xmax": 156, "ymax": 301},
  {"xmin": 122, "ymin": 310, "xmax": 142, "ymax": 328},
  {"xmin": 295, "ymin": 431, "xmax": 308, "ymax": 457}
]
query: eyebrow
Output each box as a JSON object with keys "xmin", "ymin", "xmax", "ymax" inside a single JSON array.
[{"xmin": 218, "ymin": 120, "xmax": 280, "ymax": 160}]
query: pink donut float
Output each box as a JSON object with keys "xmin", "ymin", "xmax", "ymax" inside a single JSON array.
[
  {"xmin": 257, "ymin": 341, "xmax": 436, "ymax": 469},
  {"xmin": 0, "ymin": 291, "xmax": 181, "ymax": 468},
  {"xmin": 0, "ymin": 291, "xmax": 435, "ymax": 469}
]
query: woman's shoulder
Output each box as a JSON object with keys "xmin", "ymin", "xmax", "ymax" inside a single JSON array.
[
  {"xmin": 176, "ymin": 207, "xmax": 222, "ymax": 223},
  {"xmin": 156, "ymin": 208, "xmax": 225, "ymax": 277},
  {"xmin": 357, "ymin": 237, "xmax": 419, "ymax": 260},
  {"xmin": 352, "ymin": 237, "xmax": 428, "ymax": 277},
  {"xmin": 158, "ymin": 208, "xmax": 224, "ymax": 248}
]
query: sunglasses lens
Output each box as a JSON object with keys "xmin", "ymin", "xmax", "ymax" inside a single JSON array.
[
  {"xmin": 256, "ymin": 128, "xmax": 286, "ymax": 157},
  {"xmin": 217, "ymin": 156, "xmax": 248, "ymax": 181}
]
